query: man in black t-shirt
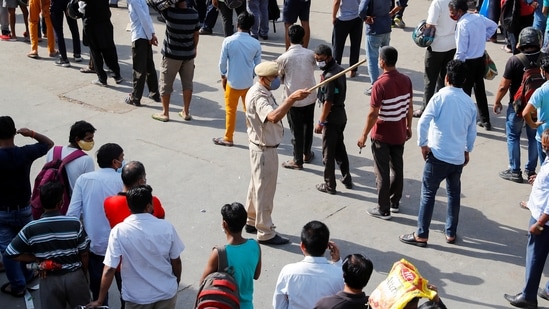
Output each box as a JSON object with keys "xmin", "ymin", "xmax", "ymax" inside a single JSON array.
[{"xmin": 494, "ymin": 27, "xmax": 543, "ymax": 184}]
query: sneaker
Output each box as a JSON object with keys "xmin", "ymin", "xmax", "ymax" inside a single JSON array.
[
  {"xmin": 149, "ymin": 93, "xmax": 161, "ymax": 102},
  {"xmin": 199, "ymin": 27, "xmax": 212, "ymax": 35},
  {"xmin": 74, "ymin": 54, "xmax": 82, "ymax": 62},
  {"xmin": 91, "ymin": 79, "xmax": 107, "ymax": 87},
  {"xmin": 499, "ymin": 169, "xmax": 523, "ymax": 183},
  {"xmin": 55, "ymin": 58, "xmax": 71, "ymax": 67},
  {"xmin": 393, "ymin": 17, "xmax": 406, "ymax": 28},
  {"xmin": 367, "ymin": 207, "xmax": 391, "ymax": 220},
  {"xmin": 364, "ymin": 87, "xmax": 372, "ymax": 96},
  {"xmin": 113, "ymin": 76, "xmax": 124, "ymax": 84},
  {"xmin": 125, "ymin": 95, "xmax": 141, "ymax": 106},
  {"xmin": 390, "ymin": 203, "xmax": 400, "ymax": 213},
  {"xmin": 524, "ymin": 169, "xmax": 537, "ymax": 179}
]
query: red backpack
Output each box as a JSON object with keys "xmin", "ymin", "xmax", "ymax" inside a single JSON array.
[
  {"xmin": 512, "ymin": 53, "xmax": 545, "ymax": 116},
  {"xmin": 30, "ymin": 146, "xmax": 86, "ymax": 219},
  {"xmin": 195, "ymin": 246, "xmax": 240, "ymax": 309}
]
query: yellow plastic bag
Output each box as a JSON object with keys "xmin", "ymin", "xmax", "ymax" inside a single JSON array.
[{"xmin": 368, "ymin": 259, "xmax": 437, "ymax": 309}]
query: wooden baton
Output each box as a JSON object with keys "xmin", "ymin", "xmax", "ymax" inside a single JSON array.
[{"xmin": 307, "ymin": 58, "xmax": 367, "ymax": 92}]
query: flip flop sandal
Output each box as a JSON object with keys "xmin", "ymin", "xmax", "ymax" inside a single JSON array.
[
  {"xmin": 151, "ymin": 113, "xmax": 169, "ymax": 122},
  {"xmin": 445, "ymin": 235, "xmax": 456, "ymax": 244},
  {"xmin": 520, "ymin": 201, "xmax": 529, "ymax": 210},
  {"xmin": 178, "ymin": 112, "xmax": 192, "ymax": 121},
  {"xmin": 399, "ymin": 233, "xmax": 427, "ymax": 247},
  {"xmin": 1, "ymin": 282, "xmax": 25, "ymax": 298},
  {"xmin": 212, "ymin": 137, "xmax": 233, "ymax": 147},
  {"xmin": 27, "ymin": 52, "xmax": 39, "ymax": 58}
]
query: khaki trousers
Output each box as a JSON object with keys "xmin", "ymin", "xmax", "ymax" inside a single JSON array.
[{"xmin": 246, "ymin": 143, "xmax": 278, "ymax": 241}]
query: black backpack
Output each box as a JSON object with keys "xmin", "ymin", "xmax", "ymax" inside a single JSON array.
[
  {"xmin": 195, "ymin": 246, "xmax": 240, "ymax": 309},
  {"xmin": 500, "ymin": 0, "xmax": 520, "ymax": 34}
]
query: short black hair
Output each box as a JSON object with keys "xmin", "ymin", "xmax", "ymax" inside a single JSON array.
[
  {"xmin": 0, "ymin": 116, "xmax": 16, "ymax": 139},
  {"xmin": 301, "ymin": 220, "xmax": 330, "ymax": 256},
  {"xmin": 380, "ymin": 46, "xmax": 398, "ymax": 67},
  {"xmin": 342, "ymin": 254, "xmax": 374, "ymax": 290},
  {"xmin": 288, "ymin": 25, "xmax": 305, "ymax": 44},
  {"xmin": 314, "ymin": 44, "xmax": 333, "ymax": 58},
  {"xmin": 121, "ymin": 161, "xmax": 146, "ymax": 188},
  {"xmin": 96, "ymin": 143, "xmax": 123, "ymax": 168},
  {"xmin": 126, "ymin": 185, "xmax": 153, "ymax": 213},
  {"xmin": 446, "ymin": 60, "xmax": 467, "ymax": 88},
  {"xmin": 221, "ymin": 202, "xmax": 247, "ymax": 233},
  {"xmin": 40, "ymin": 181, "xmax": 65, "ymax": 210},
  {"xmin": 69, "ymin": 121, "xmax": 96, "ymax": 144},
  {"xmin": 237, "ymin": 11, "xmax": 255, "ymax": 31},
  {"xmin": 541, "ymin": 56, "xmax": 549, "ymax": 72},
  {"xmin": 448, "ymin": 0, "xmax": 468, "ymax": 13}
]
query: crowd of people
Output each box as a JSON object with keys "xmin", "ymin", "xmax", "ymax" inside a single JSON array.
[{"xmin": 3, "ymin": 0, "xmax": 549, "ymax": 307}]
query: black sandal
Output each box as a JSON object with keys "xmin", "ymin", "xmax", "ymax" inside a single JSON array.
[
  {"xmin": 1, "ymin": 282, "xmax": 25, "ymax": 298},
  {"xmin": 399, "ymin": 233, "xmax": 427, "ymax": 247}
]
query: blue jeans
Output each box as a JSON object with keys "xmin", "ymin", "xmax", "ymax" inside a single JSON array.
[
  {"xmin": 523, "ymin": 216, "xmax": 549, "ymax": 301},
  {"xmin": 416, "ymin": 153, "xmax": 463, "ymax": 239},
  {"xmin": 247, "ymin": 0, "xmax": 269, "ymax": 37},
  {"xmin": 506, "ymin": 105, "xmax": 537, "ymax": 172},
  {"xmin": 365, "ymin": 32, "xmax": 390, "ymax": 84},
  {"xmin": 533, "ymin": 4, "xmax": 547, "ymax": 34},
  {"xmin": 0, "ymin": 206, "xmax": 33, "ymax": 293},
  {"xmin": 537, "ymin": 141, "xmax": 547, "ymax": 165}
]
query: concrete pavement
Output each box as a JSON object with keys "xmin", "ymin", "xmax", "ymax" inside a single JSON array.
[{"xmin": 0, "ymin": 1, "xmax": 543, "ymax": 308}]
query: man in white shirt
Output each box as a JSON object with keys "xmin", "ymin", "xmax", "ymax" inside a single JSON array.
[
  {"xmin": 449, "ymin": 0, "xmax": 497, "ymax": 130},
  {"xmin": 88, "ymin": 185, "xmax": 184, "ymax": 309},
  {"xmin": 45, "ymin": 120, "xmax": 96, "ymax": 190},
  {"xmin": 66, "ymin": 143, "xmax": 124, "ymax": 306},
  {"xmin": 273, "ymin": 221, "xmax": 344, "ymax": 309},
  {"xmin": 277, "ymin": 24, "xmax": 317, "ymax": 170},
  {"xmin": 413, "ymin": 0, "xmax": 456, "ymax": 117},
  {"xmin": 125, "ymin": 0, "xmax": 160, "ymax": 106}
]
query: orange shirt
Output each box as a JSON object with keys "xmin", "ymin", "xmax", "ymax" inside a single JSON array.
[{"xmin": 104, "ymin": 193, "xmax": 166, "ymax": 228}]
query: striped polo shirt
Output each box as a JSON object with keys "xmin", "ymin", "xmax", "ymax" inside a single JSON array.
[
  {"xmin": 5, "ymin": 211, "xmax": 90, "ymax": 272},
  {"xmin": 161, "ymin": 7, "xmax": 201, "ymax": 60}
]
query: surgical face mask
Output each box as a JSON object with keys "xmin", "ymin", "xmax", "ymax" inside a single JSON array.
[
  {"xmin": 116, "ymin": 159, "xmax": 126, "ymax": 173},
  {"xmin": 77, "ymin": 140, "xmax": 94, "ymax": 151},
  {"xmin": 269, "ymin": 77, "xmax": 281, "ymax": 90},
  {"xmin": 316, "ymin": 61, "xmax": 326, "ymax": 69}
]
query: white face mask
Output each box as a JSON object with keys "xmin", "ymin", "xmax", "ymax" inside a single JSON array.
[{"xmin": 316, "ymin": 61, "xmax": 326, "ymax": 69}]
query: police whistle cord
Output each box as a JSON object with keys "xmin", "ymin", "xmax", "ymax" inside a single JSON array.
[{"xmin": 307, "ymin": 59, "xmax": 367, "ymax": 92}]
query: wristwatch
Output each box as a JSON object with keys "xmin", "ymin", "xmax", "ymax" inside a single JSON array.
[{"xmin": 536, "ymin": 223, "xmax": 544, "ymax": 231}]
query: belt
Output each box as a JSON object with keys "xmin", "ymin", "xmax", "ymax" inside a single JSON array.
[
  {"xmin": 0, "ymin": 205, "xmax": 30, "ymax": 212},
  {"xmin": 250, "ymin": 141, "xmax": 279, "ymax": 149}
]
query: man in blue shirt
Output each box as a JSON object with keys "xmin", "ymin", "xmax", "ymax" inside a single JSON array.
[
  {"xmin": 523, "ymin": 57, "xmax": 549, "ymax": 163},
  {"xmin": 399, "ymin": 60, "xmax": 477, "ymax": 247},
  {"xmin": 449, "ymin": 0, "xmax": 497, "ymax": 130},
  {"xmin": 213, "ymin": 12, "xmax": 262, "ymax": 147}
]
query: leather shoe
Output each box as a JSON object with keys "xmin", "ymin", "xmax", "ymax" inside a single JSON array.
[
  {"xmin": 245, "ymin": 224, "xmax": 257, "ymax": 234},
  {"xmin": 538, "ymin": 288, "xmax": 549, "ymax": 301},
  {"xmin": 259, "ymin": 234, "xmax": 289, "ymax": 245},
  {"xmin": 477, "ymin": 121, "xmax": 492, "ymax": 131},
  {"xmin": 504, "ymin": 292, "xmax": 538, "ymax": 308}
]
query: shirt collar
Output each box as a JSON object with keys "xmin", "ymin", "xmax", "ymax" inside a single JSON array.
[{"xmin": 302, "ymin": 256, "xmax": 331, "ymax": 264}]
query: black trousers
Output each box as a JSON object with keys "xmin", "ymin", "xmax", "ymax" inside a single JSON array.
[
  {"xmin": 331, "ymin": 17, "xmax": 363, "ymax": 72},
  {"xmin": 422, "ymin": 47, "xmax": 455, "ymax": 109},
  {"xmin": 84, "ymin": 21, "xmax": 121, "ymax": 83},
  {"xmin": 371, "ymin": 139, "xmax": 404, "ymax": 213},
  {"xmin": 131, "ymin": 38, "xmax": 159, "ymax": 102},
  {"xmin": 217, "ymin": 0, "xmax": 246, "ymax": 37},
  {"xmin": 50, "ymin": 9, "xmax": 81, "ymax": 60},
  {"xmin": 287, "ymin": 103, "xmax": 315, "ymax": 165},
  {"xmin": 322, "ymin": 119, "xmax": 351, "ymax": 190},
  {"xmin": 464, "ymin": 55, "xmax": 490, "ymax": 124}
]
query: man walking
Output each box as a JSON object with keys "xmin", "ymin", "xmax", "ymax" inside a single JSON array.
[
  {"xmin": 66, "ymin": 143, "xmax": 124, "ymax": 306},
  {"xmin": 413, "ymin": 0, "xmax": 456, "ymax": 118},
  {"xmin": 494, "ymin": 27, "xmax": 542, "ymax": 183},
  {"xmin": 213, "ymin": 12, "xmax": 261, "ymax": 147},
  {"xmin": 277, "ymin": 25, "xmax": 317, "ymax": 170},
  {"xmin": 399, "ymin": 60, "xmax": 477, "ymax": 247},
  {"xmin": 357, "ymin": 46, "xmax": 413, "ymax": 218},
  {"xmin": 504, "ymin": 129, "xmax": 549, "ymax": 309},
  {"xmin": 314, "ymin": 44, "xmax": 352, "ymax": 195},
  {"xmin": 449, "ymin": 0, "xmax": 497, "ymax": 130},
  {"xmin": 125, "ymin": 0, "xmax": 160, "ymax": 106},
  {"xmin": 244, "ymin": 61, "xmax": 309, "ymax": 245},
  {"xmin": 88, "ymin": 185, "xmax": 184, "ymax": 309}
]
